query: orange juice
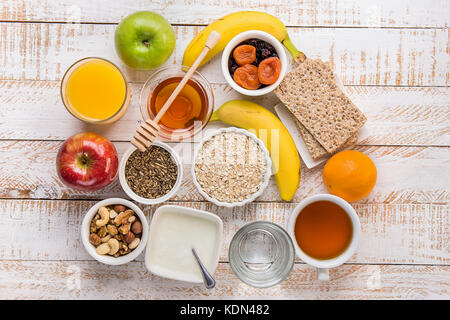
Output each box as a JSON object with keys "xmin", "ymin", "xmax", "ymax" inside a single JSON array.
[{"xmin": 61, "ymin": 57, "xmax": 130, "ymax": 123}]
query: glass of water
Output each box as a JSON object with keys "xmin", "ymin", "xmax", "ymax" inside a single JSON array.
[{"xmin": 228, "ymin": 221, "xmax": 295, "ymax": 288}]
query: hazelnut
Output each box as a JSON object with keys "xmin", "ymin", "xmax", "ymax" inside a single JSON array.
[
  {"xmin": 123, "ymin": 232, "xmax": 135, "ymax": 244},
  {"xmin": 89, "ymin": 233, "xmax": 101, "ymax": 246},
  {"xmin": 131, "ymin": 221, "xmax": 143, "ymax": 234},
  {"xmin": 113, "ymin": 205, "xmax": 126, "ymax": 213}
]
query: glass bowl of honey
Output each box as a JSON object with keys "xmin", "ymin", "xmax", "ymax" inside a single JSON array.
[{"xmin": 139, "ymin": 65, "xmax": 214, "ymax": 141}]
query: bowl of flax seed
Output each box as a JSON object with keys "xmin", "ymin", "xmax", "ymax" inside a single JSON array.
[
  {"xmin": 192, "ymin": 127, "xmax": 272, "ymax": 207},
  {"xmin": 119, "ymin": 141, "xmax": 183, "ymax": 205}
]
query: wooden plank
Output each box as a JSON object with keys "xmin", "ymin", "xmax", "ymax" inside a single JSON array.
[
  {"xmin": 0, "ymin": 141, "xmax": 448, "ymax": 204},
  {"xmin": 0, "ymin": 23, "xmax": 448, "ymax": 86},
  {"xmin": 0, "ymin": 199, "xmax": 448, "ymax": 265},
  {"xmin": 0, "ymin": 260, "xmax": 448, "ymax": 299},
  {"xmin": 0, "ymin": 0, "xmax": 448, "ymax": 28},
  {"xmin": 0, "ymin": 80, "xmax": 449, "ymax": 144}
]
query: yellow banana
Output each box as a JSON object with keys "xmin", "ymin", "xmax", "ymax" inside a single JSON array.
[
  {"xmin": 211, "ymin": 100, "xmax": 301, "ymax": 201},
  {"xmin": 182, "ymin": 11, "xmax": 305, "ymax": 68}
]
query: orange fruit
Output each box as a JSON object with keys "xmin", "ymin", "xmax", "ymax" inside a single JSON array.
[{"xmin": 323, "ymin": 150, "xmax": 377, "ymax": 202}]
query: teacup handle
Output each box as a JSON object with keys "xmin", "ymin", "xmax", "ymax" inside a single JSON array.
[{"xmin": 317, "ymin": 268, "xmax": 329, "ymax": 281}]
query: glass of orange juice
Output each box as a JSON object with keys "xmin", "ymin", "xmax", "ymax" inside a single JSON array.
[{"xmin": 61, "ymin": 57, "xmax": 131, "ymax": 124}]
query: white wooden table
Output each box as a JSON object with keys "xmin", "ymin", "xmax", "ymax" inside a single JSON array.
[{"xmin": 0, "ymin": 1, "xmax": 448, "ymax": 300}]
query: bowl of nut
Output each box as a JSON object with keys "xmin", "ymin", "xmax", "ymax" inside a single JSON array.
[{"xmin": 81, "ymin": 198, "xmax": 148, "ymax": 265}]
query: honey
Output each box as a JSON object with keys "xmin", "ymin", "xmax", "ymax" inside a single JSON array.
[{"xmin": 147, "ymin": 77, "xmax": 209, "ymax": 137}]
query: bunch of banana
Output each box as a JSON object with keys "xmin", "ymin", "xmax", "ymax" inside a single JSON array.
[
  {"xmin": 211, "ymin": 100, "xmax": 301, "ymax": 202},
  {"xmin": 182, "ymin": 11, "xmax": 305, "ymax": 68}
]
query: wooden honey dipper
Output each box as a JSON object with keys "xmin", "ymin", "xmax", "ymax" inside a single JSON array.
[{"xmin": 131, "ymin": 31, "xmax": 221, "ymax": 152}]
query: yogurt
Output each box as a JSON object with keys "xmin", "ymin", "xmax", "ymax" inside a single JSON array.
[{"xmin": 145, "ymin": 205, "xmax": 223, "ymax": 283}]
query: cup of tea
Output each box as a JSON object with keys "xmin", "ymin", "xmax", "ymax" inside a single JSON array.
[{"xmin": 287, "ymin": 194, "xmax": 361, "ymax": 281}]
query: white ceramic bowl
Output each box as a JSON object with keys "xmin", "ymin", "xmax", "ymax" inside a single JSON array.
[
  {"xmin": 145, "ymin": 205, "xmax": 223, "ymax": 283},
  {"xmin": 118, "ymin": 142, "xmax": 183, "ymax": 205},
  {"xmin": 81, "ymin": 198, "xmax": 149, "ymax": 265},
  {"xmin": 221, "ymin": 30, "xmax": 288, "ymax": 96},
  {"xmin": 192, "ymin": 127, "xmax": 272, "ymax": 208}
]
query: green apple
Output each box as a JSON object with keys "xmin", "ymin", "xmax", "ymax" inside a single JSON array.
[{"xmin": 115, "ymin": 11, "xmax": 176, "ymax": 70}]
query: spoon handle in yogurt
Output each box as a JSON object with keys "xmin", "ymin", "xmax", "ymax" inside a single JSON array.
[{"xmin": 192, "ymin": 248, "xmax": 216, "ymax": 289}]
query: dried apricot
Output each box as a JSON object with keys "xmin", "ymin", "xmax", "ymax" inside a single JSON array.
[
  {"xmin": 233, "ymin": 64, "xmax": 261, "ymax": 90},
  {"xmin": 257, "ymin": 57, "xmax": 282, "ymax": 85},
  {"xmin": 233, "ymin": 45, "xmax": 257, "ymax": 66}
]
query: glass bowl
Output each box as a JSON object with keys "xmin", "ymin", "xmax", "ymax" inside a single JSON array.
[
  {"xmin": 139, "ymin": 65, "xmax": 214, "ymax": 141},
  {"xmin": 228, "ymin": 221, "xmax": 295, "ymax": 288}
]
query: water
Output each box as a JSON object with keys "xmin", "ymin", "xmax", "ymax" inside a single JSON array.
[
  {"xmin": 228, "ymin": 221, "xmax": 295, "ymax": 288},
  {"xmin": 240, "ymin": 229, "xmax": 279, "ymax": 271}
]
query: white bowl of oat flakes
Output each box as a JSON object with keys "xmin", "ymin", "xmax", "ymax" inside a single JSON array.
[{"xmin": 192, "ymin": 127, "xmax": 272, "ymax": 207}]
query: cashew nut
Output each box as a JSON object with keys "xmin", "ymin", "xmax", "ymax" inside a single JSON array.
[
  {"xmin": 107, "ymin": 238, "xmax": 120, "ymax": 255},
  {"xmin": 128, "ymin": 238, "xmax": 140, "ymax": 250},
  {"xmin": 101, "ymin": 234, "xmax": 111, "ymax": 243},
  {"xmin": 96, "ymin": 207, "xmax": 110, "ymax": 227},
  {"xmin": 114, "ymin": 209, "xmax": 134, "ymax": 226},
  {"xmin": 128, "ymin": 216, "xmax": 136, "ymax": 223},
  {"xmin": 96, "ymin": 243, "xmax": 110, "ymax": 255}
]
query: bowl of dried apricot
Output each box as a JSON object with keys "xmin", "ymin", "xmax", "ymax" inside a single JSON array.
[{"xmin": 222, "ymin": 30, "xmax": 287, "ymax": 96}]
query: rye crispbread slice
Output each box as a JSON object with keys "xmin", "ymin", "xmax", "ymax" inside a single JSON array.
[
  {"xmin": 294, "ymin": 119, "xmax": 358, "ymax": 160},
  {"xmin": 275, "ymin": 58, "xmax": 366, "ymax": 153}
]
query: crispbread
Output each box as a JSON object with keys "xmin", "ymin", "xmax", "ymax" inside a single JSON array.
[
  {"xmin": 275, "ymin": 58, "xmax": 366, "ymax": 153},
  {"xmin": 295, "ymin": 119, "xmax": 358, "ymax": 160}
]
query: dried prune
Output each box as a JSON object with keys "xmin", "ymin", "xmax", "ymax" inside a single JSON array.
[
  {"xmin": 261, "ymin": 48, "xmax": 272, "ymax": 59},
  {"xmin": 256, "ymin": 40, "xmax": 266, "ymax": 50},
  {"xmin": 233, "ymin": 45, "xmax": 257, "ymax": 66},
  {"xmin": 257, "ymin": 57, "xmax": 282, "ymax": 85},
  {"xmin": 230, "ymin": 64, "xmax": 239, "ymax": 74},
  {"xmin": 228, "ymin": 57, "xmax": 235, "ymax": 69},
  {"xmin": 233, "ymin": 64, "xmax": 261, "ymax": 90},
  {"xmin": 266, "ymin": 43, "xmax": 275, "ymax": 52},
  {"xmin": 247, "ymin": 39, "xmax": 258, "ymax": 47}
]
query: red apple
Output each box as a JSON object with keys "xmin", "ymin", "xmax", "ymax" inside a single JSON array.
[{"xmin": 56, "ymin": 132, "xmax": 119, "ymax": 191}]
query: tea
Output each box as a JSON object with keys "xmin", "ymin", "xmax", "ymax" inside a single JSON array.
[
  {"xmin": 148, "ymin": 77, "xmax": 209, "ymax": 134},
  {"xmin": 294, "ymin": 201, "xmax": 353, "ymax": 260}
]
